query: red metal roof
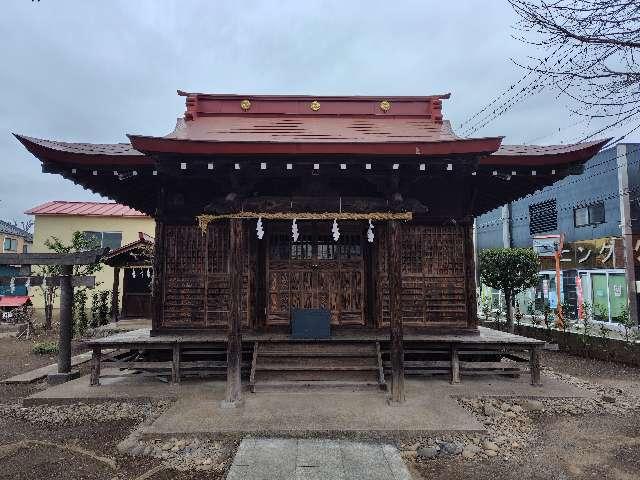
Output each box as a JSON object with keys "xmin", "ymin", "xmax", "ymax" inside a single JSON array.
[
  {"xmin": 14, "ymin": 91, "xmax": 608, "ymax": 167},
  {"xmin": 481, "ymin": 140, "xmax": 610, "ymax": 166},
  {"xmin": 14, "ymin": 134, "xmax": 150, "ymax": 166},
  {"xmin": 25, "ymin": 201, "xmax": 149, "ymax": 217},
  {"xmin": 0, "ymin": 296, "xmax": 31, "ymax": 308},
  {"xmin": 126, "ymin": 92, "xmax": 504, "ymax": 156}
]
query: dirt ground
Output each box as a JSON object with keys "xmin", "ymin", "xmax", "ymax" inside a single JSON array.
[{"xmin": 1, "ymin": 331, "xmax": 640, "ymax": 479}]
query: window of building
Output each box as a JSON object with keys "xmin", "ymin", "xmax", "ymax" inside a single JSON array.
[
  {"xmin": 3, "ymin": 237, "xmax": 17, "ymax": 252},
  {"xmin": 574, "ymin": 202, "xmax": 605, "ymax": 227},
  {"xmin": 529, "ymin": 199, "xmax": 558, "ymax": 235},
  {"xmin": 83, "ymin": 231, "xmax": 122, "ymax": 250}
]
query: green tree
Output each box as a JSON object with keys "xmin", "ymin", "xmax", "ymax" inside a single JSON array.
[
  {"xmin": 479, "ymin": 248, "xmax": 540, "ymax": 333},
  {"xmin": 35, "ymin": 231, "xmax": 103, "ymax": 330}
]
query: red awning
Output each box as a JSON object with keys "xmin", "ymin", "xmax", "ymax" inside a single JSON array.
[{"xmin": 0, "ymin": 296, "xmax": 31, "ymax": 308}]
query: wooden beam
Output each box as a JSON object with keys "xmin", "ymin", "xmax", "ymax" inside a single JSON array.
[
  {"xmin": 0, "ymin": 248, "xmax": 109, "ymax": 266},
  {"xmin": 57, "ymin": 265, "xmax": 73, "ymax": 375},
  {"xmin": 111, "ymin": 267, "xmax": 120, "ymax": 322},
  {"xmin": 225, "ymin": 218, "xmax": 243, "ymax": 406},
  {"xmin": 387, "ymin": 220, "xmax": 405, "ymax": 403}
]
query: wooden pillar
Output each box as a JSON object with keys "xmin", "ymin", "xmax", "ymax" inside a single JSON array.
[
  {"xmin": 225, "ymin": 218, "xmax": 243, "ymax": 406},
  {"xmin": 450, "ymin": 344, "xmax": 460, "ymax": 384},
  {"xmin": 111, "ymin": 266, "xmax": 120, "ymax": 322},
  {"xmin": 172, "ymin": 343, "xmax": 181, "ymax": 384},
  {"xmin": 90, "ymin": 346, "xmax": 101, "ymax": 386},
  {"xmin": 151, "ymin": 220, "xmax": 165, "ymax": 333},
  {"xmin": 388, "ymin": 220, "xmax": 405, "ymax": 403},
  {"xmin": 530, "ymin": 346, "xmax": 542, "ymax": 386},
  {"xmin": 463, "ymin": 222, "xmax": 478, "ymax": 329},
  {"xmin": 58, "ymin": 264, "xmax": 73, "ymax": 374}
]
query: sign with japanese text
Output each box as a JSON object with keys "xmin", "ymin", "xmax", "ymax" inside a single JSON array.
[{"xmin": 539, "ymin": 237, "xmax": 624, "ymax": 270}]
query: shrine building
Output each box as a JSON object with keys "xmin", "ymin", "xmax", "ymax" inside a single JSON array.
[{"xmin": 15, "ymin": 91, "xmax": 607, "ymax": 403}]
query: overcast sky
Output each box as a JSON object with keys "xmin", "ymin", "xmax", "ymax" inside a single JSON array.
[{"xmin": 1, "ymin": 0, "xmax": 637, "ymax": 224}]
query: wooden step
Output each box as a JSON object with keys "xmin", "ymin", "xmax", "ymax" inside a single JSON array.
[
  {"xmin": 258, "ymin": 342, "xmax": 377, "ymax": 355},
  {"xmin": 258, "ymin": 356, "xmax": 377, "ymax": 367},
  {"xmin": 254, "ymin": 369, "xmax": 378, "ymax": 383},
  {"xmin": 258, "ymin": 351, "xmax": 376, "ymax": 357},
  {"xmin": 250, "ymin": 340, "xmax": 385, "ymax": 392},
  {"xmin": 256, "ymin": 364, "xmax": 379, "ymax": 371},
  {"xmin": 252, "ymin": 380, "xmax": 383, "ymax": 392}
]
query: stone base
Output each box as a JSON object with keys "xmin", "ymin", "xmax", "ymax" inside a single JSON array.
[{"xmin": 47, "ymin": 371, "xmax": 80, "ymax": 386}]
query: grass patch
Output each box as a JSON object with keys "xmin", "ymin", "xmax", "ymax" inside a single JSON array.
[{"xmin": 32, "ymin": 341, "xmax": 58, "ymax": 355}]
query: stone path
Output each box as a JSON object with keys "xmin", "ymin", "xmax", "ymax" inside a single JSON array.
[{"xmin": 227, "ymin": 438, "xmax": 412, "ymax": 480}]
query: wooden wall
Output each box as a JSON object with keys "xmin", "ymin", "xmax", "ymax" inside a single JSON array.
[
  {"xmin": 153, "ymin": 220, "xmax": 477, "ymax": 332},
  {"xmin": 158, "ymin": 223, "xmax": 250, "ymax": 330},
  {"xmin": 377, "ymin": 223, "xmax": 472, "ymax": 329}
]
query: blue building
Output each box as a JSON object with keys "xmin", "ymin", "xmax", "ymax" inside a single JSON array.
[
  {"xmin": 0, "ymin": 220, "xmax": 32, "ymax": 296},
  {"xmin": 475, "ymin": 143, "xmax": 640, "ymax": 324}
]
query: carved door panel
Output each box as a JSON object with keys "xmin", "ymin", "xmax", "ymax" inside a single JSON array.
[{"xmin": 266, "ymin": 222, "xmax": 365, "ymax": 327}]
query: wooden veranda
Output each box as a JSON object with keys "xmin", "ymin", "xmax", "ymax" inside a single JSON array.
[{"xmin": 86, "ymin": 326, "xmax": 544, "ymax": 390}]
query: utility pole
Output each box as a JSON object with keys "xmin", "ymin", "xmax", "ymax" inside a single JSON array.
[{"xmin": 617, "ymin": 144, "xmax": 638, "ymax": 325}]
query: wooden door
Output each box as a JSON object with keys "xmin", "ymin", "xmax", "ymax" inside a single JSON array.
[
  {"xmin": 266, "ymin": 222, "xmax": 365, "ymax": 327},
  {"xmin": 122, "ymin": 267, "xmax": 152, "ymax": 318}
]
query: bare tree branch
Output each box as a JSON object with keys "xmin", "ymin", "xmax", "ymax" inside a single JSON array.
[{"xmin": 509, "ymin": 0, "xmax": 640, "ymax": 139}]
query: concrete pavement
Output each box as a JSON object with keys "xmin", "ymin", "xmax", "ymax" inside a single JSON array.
[{"xmin": 227, "ymin": 438, "xmax": 411, "ymax": 480}]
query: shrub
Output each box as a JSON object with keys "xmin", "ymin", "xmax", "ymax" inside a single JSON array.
[
  {"xmin": 98, "ymin": 290, "xmax": 110, "ymax": 326},
  {"xmin": 614, "ymin": 306, "xmax": 637, "ymax": 344},
  {"xmin": 515, "ymin": 303, "xmax": 524, "ymax": 327},
  {"xmin": 479, "ymin": 247, "xmax": 540, "ymax": 332},
  {"xmin": 73, "ymin": 289, "xmax": 89, "ymax": 336},
  {"xmin": 32, "ymin": 341, "xmax": 58, "ymax": 355},
  {"xmin": 90, "ymin": 291, "xmax": 100, "ymax": 328}
]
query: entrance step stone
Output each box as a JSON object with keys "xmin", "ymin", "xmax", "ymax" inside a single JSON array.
[{"xmin": 250, "ymin": 341, "xmax": 385, "ymax": 392}]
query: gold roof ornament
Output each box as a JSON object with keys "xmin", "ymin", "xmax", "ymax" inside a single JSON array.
[
  {"xmin": 380, "ymin": 100, "xmax": 391, "ymax": 112},
  {"xmin": 240, "ymin": 99, "xmax": 251, "ymax": 111},
  {"xmin": 310, "ymin": 100, "xmax": 321, "ymax": 111}
]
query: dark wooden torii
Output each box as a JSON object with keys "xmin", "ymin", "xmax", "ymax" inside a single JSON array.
[{"xmin": 0, "ymin": 249, "xmax": 108, "ymax": 384}]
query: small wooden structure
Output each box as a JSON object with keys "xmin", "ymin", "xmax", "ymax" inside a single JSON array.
[
  {"xmin": 16, "ymin": 92, "xmax": 607, "ymax": 402},
  {"xmin": 102, "ymin": 232, "xmax": 154, "ymax": 321},
  {"xmin": 0, "ymin": 250, "xmax": 106, "ymax": 383}
]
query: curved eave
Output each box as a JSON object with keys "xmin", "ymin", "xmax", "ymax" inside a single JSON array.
[
  {"xmin": 127, "ymin": 134, "xmax": 504, "ymax": 157},
  {"xmin": 102, "ymin": 239, "xmax": 154, "ymax": 267},
  {"xmin": 14, "ymin": 134, "xmax": 152, "ymax": 166},
  {"xmin": 479, "ymin": 139, "xmax": 610, "ymax": 167}
]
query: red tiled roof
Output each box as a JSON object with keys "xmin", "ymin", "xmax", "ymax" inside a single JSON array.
[
  {"xmin": 0, "ymin": 296, "xmax": 31, "ymax": 308},
  {"xmin": 25, "ymin": 201, "xmax": 149, "ymax": 217}
]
